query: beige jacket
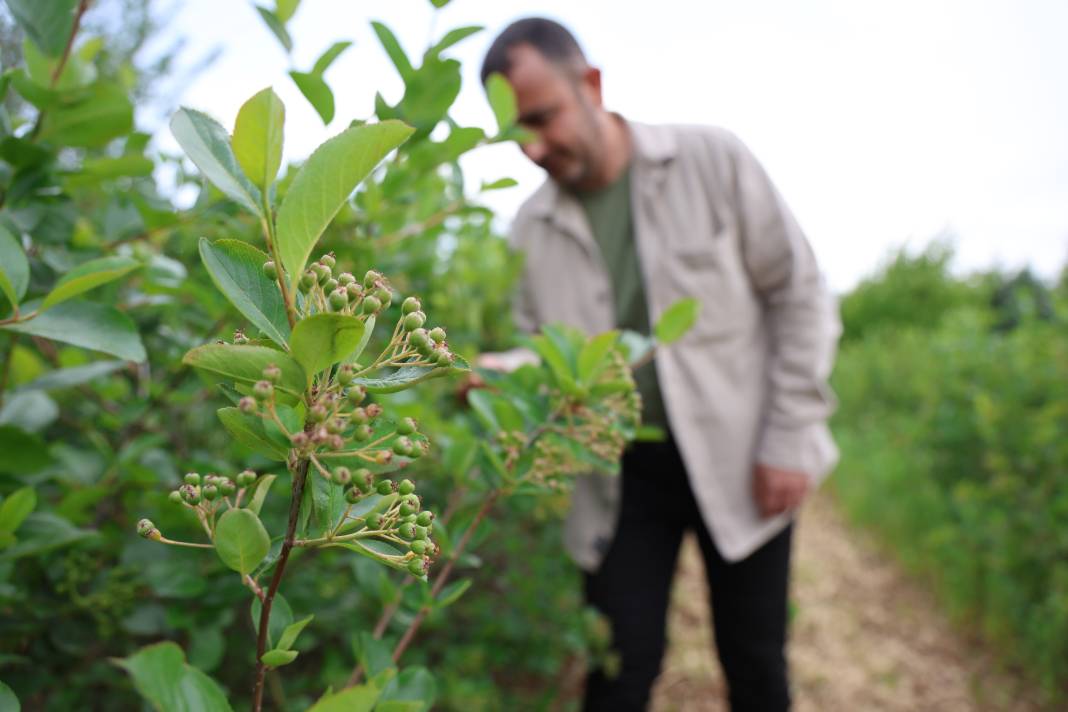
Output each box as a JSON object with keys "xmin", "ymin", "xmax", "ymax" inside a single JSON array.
[{"xmin": 509, "ymin": 120, "xmax": 841, "ymax": 569}]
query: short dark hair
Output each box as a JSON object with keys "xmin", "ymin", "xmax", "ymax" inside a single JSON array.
[{"xmin": 480, "ymin": 17, "xmax": 588, "ymax": 84}]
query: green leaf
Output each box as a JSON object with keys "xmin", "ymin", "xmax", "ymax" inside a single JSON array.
[
  {"xmin": 214, "ymin": 508, "xmax": 270, "ymax": 575},
  {"xmin": 40, "ymin": 256, "xmax": 139, "ymax": 311},
  {"xmin": 347, "ymin": 314, "xmax": 375, "ymax": 364},
  {"xmin": 378, "ymin": 666, "xmax": 436, "ymax": 712},
  {"xmin": 0, "ymin": 224, "xmax": 29, "ymax": 307},
  {"xmin": 251, "ymin": 593, "xmax": 292, "ymax": 648},
  {"xmin": 435, "ymin": 578, "xmax": 471, "ymax": 608},
  {"xmin": 312, "ymin": 40, "xmax": 352, "ymax": 75},
  {"xmin": 577, "ymin": 330, "xmax": 620, "ymax": 383},
  {"xmin": 352, "ymin": 356, "xmax": 469, "ymax": 394},
  {"xmin": 530, "ymin": 334, "xmax": 577, "ymax": 392},
  {"xmin": 256, "ymin": 6, "xmax": 292, "ymax": 52},
  {"xmin": 428, "ymin": 0, "xmax": 451, "ymax": 7},
  {"xmin": 217, "ymin": 408, "xmax": 289, "ymax": 460},
  {"xmin": 618, "ymin": 329, "xmax": 655, "ymax": 366},
  {"xmin": 247, "ymin": 473, "xmax": 277, "ymax": 515},
  {"xmin": 6, "ymin": 0, "xmax": 77, "ymax": 56},
  {"xmin": 232, "ymin": 87, "xmax": 285, "ymax": 192},
  {"xmin": 182, "ymin": 344, "xmax": 305, "ymax": 395},
  {"xmin": 290, "ymin": 313, "xmax": 364, "ymax": 377},
  {"xmin": 654, "ymin": 297, "xmax": 702, "ymax": 345},
  {"xmin": 0, "ymin": 679, "xmax": 19, "ymax": 712},
  {"xmin": 371, "ymin": 21, "xmax": 413, "ymax": 80},
  {"xmin": 199, "ymin": 238, "xmax": 290, "ymax": 347},
  {"xmin": 261, "ymin": 649, "xmax": 298, "ymax": 667},
  {"xmin": 485, "ymin": 73, "xmax": 518, "ymax": 134},
  {"xmin": 426, "ymin": 26, "xmax": 481, "ymax": 59},
  {"xmin": 275, "ymin": 120, "xmax": 413, "ymax": 289},
  {"xmin": 307, "ymin": 684, "xmax": 381, "ymax": 712},
  {"xmin": 170, "ymin": 108, "xmax": 263, "ymax": 217},
  {"xmin": 276, "ymin": 614, "xmax": 313, "ymax": 651},
  {"xmin": 38, "ymin": 81, "xmax": 133, "ymax": 148},
  {"xmin": 16, "ymin": 361, "xmax": 126, "ymax": 392},
  {"xmin": 0, "ymin": 487, "xmax": 36, "ymax": 535},
  {"xmin": 274, "ymin": 0, "xmax": 301, "ymax": 23},
  {"xmin": 116, "ymin": 642, "xmax": 234, "ymax": 712},
  {"xmin": 0, "ymin": 427, "xmax": 52, "ymax": 474},
  {"xmin": 2, "ymin": 300, "xmax": 146, "ymax": 362},
  {"xmin": 479, "ymin": 177, "xmax": 517, "ymax": 192},
  {"xmin": 289, "ymin": 70, "xmax": 334, "ymax": 125},
  {"xmin": 23, "ymin": 34, "xmax": 94, "ymax": 89}
]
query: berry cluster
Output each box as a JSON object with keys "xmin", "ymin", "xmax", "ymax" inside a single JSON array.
[{"xmin": 137, "ymin": 470, "xmax": 263, "ymax": 541}]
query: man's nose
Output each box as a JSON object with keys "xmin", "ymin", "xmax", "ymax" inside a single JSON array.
[{"xmin": 521, "ymin": 135, "xmax": 549, "ymax": 165}]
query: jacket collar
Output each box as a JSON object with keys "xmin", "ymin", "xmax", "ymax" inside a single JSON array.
[{"xmin": 524, "ymin": 116, "xmax": 678, "ymax": 220}]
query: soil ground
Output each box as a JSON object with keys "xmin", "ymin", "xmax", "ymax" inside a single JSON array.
[{"xmin": 649, "ymin": 491, "xmax": 1047, "ymax": 712}]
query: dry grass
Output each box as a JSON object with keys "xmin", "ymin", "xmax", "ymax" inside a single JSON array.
[{"xmin": 650, "ymin": 492, "xmax": 1045, "ymax": 712}]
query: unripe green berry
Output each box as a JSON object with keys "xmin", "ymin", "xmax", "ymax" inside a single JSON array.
[
  {"xmin": 345, "ymin": 283, "xmax": 363, "ymax": 301},
  {"xmin": 237, "ymin": 470, "xmax": 257, "ymax": 487},
  {"xmin": 233, "ymin": 330, "xmax": 249, "ymax": 344},
  {"xmin": 239, "ymin": 396, "xmax": 257, "ymax": 413},
  {"xmin": 398, "ymin": 479, "xmax": 415, "ymax": 496},
  {"xmin": 393, "ymin": 437, "xmax": 412, "ymax": 455},
  {"xmin": 323, "ymin": 278, "xmax": 339, "ymax": 294},
  {"xmin": 346, "ymin": 386, "xmax": 366, "ymax": 405},
  {"xmin": 399, "ymin": 502, "xmax": 416, "ymax": 518},
  {"xmin": 263, "ymin": 364, "xmax": 282, "ymax": 383},
  {"xmin": 337, "ymin": 272, "xmax": 355, "ymax": 286},
  {"xmin": 291, "ymin": 431, "xmax": 309, "ymax": 448},
  {"xmin": 376, "ymin": 479, "xmax": 394, "ymax": 496},
  {"xmin": 374, "ymin": 450, "xmax": 393, "ymax": 465},
  {"xmin": 184, "ymin": 472, "xmax": 201, "ymax": 486},
  {"xmin": 398, "ymin": 523, "xmax": 416, "ymax": 540},
  {"xmin": 320, "ymin": 252, "xmax": 336, "ymax": 268},
  {"xmin": 300, "ymin": 270, "xmax": 316, "ymax": 291},
  {"xmin": 362, "ymin": 295, "xmax": 381, "ymax": 314},
  {"xmin": 329, "ymin": 434, "xmax": 344, "ymax": 450},
  {"xmin": 416, "ymin": 511, "xmax": 434, "ymax": 527},
  {"xmin": 363, "ymin": 270, "xmax": 381, "ymax": 289},
  {"xmin": 402, "ymin": 311, "xmax": 425, "ymax": 331},
  {"xmin": 337, "ymin": 364, "xmax": 355, "ymax": 385},
  {"xmin": 345, "ymin": 486, "xmax": 362, "ymax": 504},
  {"xmin": 179, "ymin": 483, "xmax": 201, "ymax": 505},
  {"xmin": 220, "ymin": 478, "xmax": 236, "ymax": 496},
  {"xmin": 329, "ymin": 288, "xmax": 348, "ymax": 311},
  {"xmin": 407, "ymin": 440, "xmax": 424, "ymax": 459},
  {"xmin": 350, "ymin": 407, "xmax": 368, "ymax": 425},
  {"xmin": 263, "ymin": 261, "xmax": 278, "ymax": 280},
  {"xmin": 373, "ymin": 287, "xmax": 391, "ymax": 309},
  {"xmin": 410, "ymin": 539, "xmax": 427, "ymax": 555},
  {"xmin": 429, "ymin": 327, "xmax": 446, "ymax": 344},
  {"xmin": 365, "ymin": 404, "xmax": 383, "ymax": 419},
  {"xmin": 409, "ymin": 328, "xmax": 429, "ymax": 349},
  {"xmin": 354, "ymin": 424, "xmax": 373, "ymax": 442},
  {"xmin": 354, "ymin": 469, "xmax": 374, "ymax": 494},
  {"xmin": 313, "ymin": 262, "xmax": 331, "ymax": 284},
  {"xmin": 367, "ymin": 513, "xmax": 384, "ymax": 529},
  {"xmin": 435, "ymin": 350, "xmax": 453, "ymax": 367},
  {"xmin": 326, "ymin": 418, "xmax": 343, "ymax": 435},
  {"xmin": 253, "ymin": 380, "xmax": 273, "ymax": 401},
  {"xmin": 408, "ymin": 557, "xmax": 427, "ymax": 576},
  {"xmin": 414, "ymin": 525, "xmax": 428, "ymax": 540},
  {"xmin": 397, "ymin": 417, "xmax": 417, "ymax": 436},
  {"xmin": 202, "ymin": 483, "xmax": 219, "ymax": 501},
  {"xmin": 137, "ymin": 518, "xmax": 158, "ymax": 539},
  {"xmin": 334, "ymin": 467, "xmax": 351, "ymax": 485},
  {"xmin": 401, "ymin": 296, "xmax": 421, "ymax": 314},
  {"xmin": 168, "ymin": 490, "xmax": 182, "ymax": 503},
  {"xmin": 309, "ymin": 404, "xmax": 328, "ymax": 423}
]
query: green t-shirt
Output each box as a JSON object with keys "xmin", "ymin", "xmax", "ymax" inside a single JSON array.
[{"xmin": 576, "ymin": 167, "xmax": 668, "ymax": 430}]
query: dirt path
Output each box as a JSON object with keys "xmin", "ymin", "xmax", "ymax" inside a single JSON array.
[{"xmin": 650, "ymin": 491, "xmax": 1045, "ymax": 711}]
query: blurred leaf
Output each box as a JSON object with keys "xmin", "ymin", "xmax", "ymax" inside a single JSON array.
[
  {"xmin": 619, "ymin": 329, "xmax": 655, "ymax": 365},
  {"xmin": 38, "ymin": 82, "xmax": 133, "ymax": 148},
  {"xmin": 435, "ymin": 578, "xmax": 471, "ymax": 608},
  {"xmin": 353, "ymin": 357, "xmax": 469, "ymax": 394},
  {"xmin": 182, "ymin": 344, "xmax": 305, "ymax": 395},
  {"xmin": 371, "ymin": 21, "xmax": 413, "ymax": 80},
  {"xmin": 347, "ymin": 314, "xmax": 375, "ymax": 364},
  {"xmin": 290, "ymin": 313, "xmax": 364, "ymax": 377},
  {"xmin": 426, "ymin": 25, "xmax": 481, "ymax": 59},
  {"xmin": 214, "ymin": 508, "xmax": 270, "ymax": 575},
  {"xmin": 0, "ymin": 224, "xmax": 29, "ymax": 306},
  {"xmin": 15, "ymin": 360, "xmax": 125, "ymax": 392},
  {"xmin": 39, "ymin": 256, "xmax": 139, "ymax": 311},
  {"xmin": 0, "ymin": 512, "xmax": 94, "ymax": 560},
  {"xmin": 276, "ymin": 613, "xmax": 313, "ymax": 651},
  {"xmin": 170, "ymin": 108, "xmax": 263, "ymax": 217},
  {"xmin": 479, "ymin": 177, "xmax": 517, "ymax": 192},
  {"xmin": 0, "ymin": 487, "xmax": 36, "ymax": 537},
  {"xmin": 275, "ymin": 120, "xmax": 413, "ymax": 289},
  {"xmin": 251, "ymin": 593, "xmax": 292, "ymax": 648},
  {"xmin": 261, "ymin": 649, "xmax": 298, "ymax": 667},
  {"xmin": 274, "ymin": 0, "xmax": 301, "ymax": 23},
  {"xmin": 654, "ymin": 297, "xmax": 701, "ymax": 344},
  {"xmin": 255, "ymin": 5, "xmax": 292, "ymax": 52},
  {"xmin": 116, "ymin": 642, "xmax": 234, "ymax": 712},
  {"xmin": 307, "ymin": 684, "xmax": 380, "ymax": 712},
  {"xmin": 0, "ymin": 390, "xmax": 57, "ymax": 432},
  {"xmin": 428, "ymin": 0, "xmax": 451, "ymax": 7},
  {"xmin": 217, "ymin": 407, "xmax": 289, "ymax": 460},
  {"xmin": 247, "ymin": 473, "xmax": 277, "ymax": 514},
  {"xmin": 23, "ymin": 35, "xmax": 94, "ymax": 89},
  {"xmin": 6, "ymin": 0, "xmax": 77, "ymax": 56},
  {"xmin": 0, "ymin": 426, "xmax": 51, "ymax": 473},
  {"xmin": 378, "ymin": 666, "xmax": 436, "ymax": 712},
  {"xmin": 396, "ymin": 58, "xmax": 461, "ymax": 132},
  {"xmin": 289, "ymin": 70, "xmax": 334, "ymax": 125},
  {"xmin": 577, "ymin": 330, "xmax": 620, "ymax": 383},
  {"xmin": 485, "ymin": 73, "xmax": 518, "ymax": 134},
  {"xmin": 199, "ymin": 238, "xmax": 290, "ymax": 347},
  {"xmin": 0, "ymin": 679, "xmax": 19, "ymax": 711},
  {"xmin": 312, "ymin": 40, "xmax": 352, "ymax": 75},
  {"xmin": 232, "ymin": 87, "xmax": 285, "ymax": 191},
  {"xmin": 2, "ymin": 300, "xmax": 146, "ymax": 362}
]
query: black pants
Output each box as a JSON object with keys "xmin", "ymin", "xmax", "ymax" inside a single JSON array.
[{"xmin": 583, "ymin": 437, "xmax": 793, "ymax": 712}]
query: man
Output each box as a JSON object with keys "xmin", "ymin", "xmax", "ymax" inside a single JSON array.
[{"xmin": 479, "ymin": 17, "xmax": 840, "ymax": 712}]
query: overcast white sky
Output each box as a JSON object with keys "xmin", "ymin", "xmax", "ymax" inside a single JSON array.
[{"xmin": 149, "ymin": 0, "xmax": 1068, "ymax": 292}]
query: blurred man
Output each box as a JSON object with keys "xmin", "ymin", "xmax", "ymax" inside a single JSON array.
[{"xmin": 480, "ymin": 17, "xmax": 839, "ymax": 712}]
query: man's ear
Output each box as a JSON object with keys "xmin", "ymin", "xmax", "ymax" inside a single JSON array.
[{"xmin": 582, "ymin": 66, "xmax": 604, "ymax": 107}]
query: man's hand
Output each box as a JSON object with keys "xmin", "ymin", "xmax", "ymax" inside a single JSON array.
[{"xmin": 752, "ymin": 464, "xmax": 810, "ymax": 518}]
